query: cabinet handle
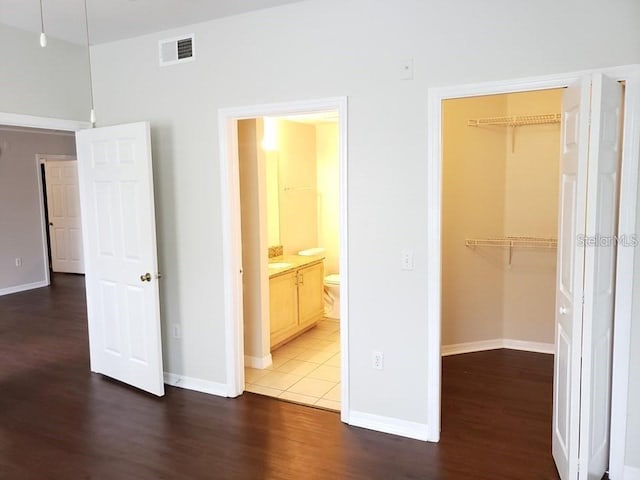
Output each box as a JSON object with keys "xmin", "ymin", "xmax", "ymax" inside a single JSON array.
[{"xmin": 298, "ymin": 273, "xmax": 304, "ymax": 286}]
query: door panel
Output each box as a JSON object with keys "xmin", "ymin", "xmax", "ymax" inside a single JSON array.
[
  {"xmin": 76, "ymin": 122, "xmax": 164, "ymax": 397},
  {"xmin": 44, "ymin": 160, "xmax": 85, "ymax": 273},
  {"xmin": 578, "ymin": 73, "xmax": 623, "ymax": 480},
  {"xmin": 553, "ymin": 77, "xmax": 592, "ymax": 480},
  {"xmin": 553, "ymin": 74, "xmax": 623, "ymax": 480},
  {"xmin": 269, "ymin": 271, "xmax": 299, "ymax": 347}
]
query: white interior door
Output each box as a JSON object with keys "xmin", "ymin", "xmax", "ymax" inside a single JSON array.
[
  {"xmin": 553, "ymin": 74, "xmax": 623, "ymax": 480},
  {"xmin": 44, "ymin": 160, "xmax": 85, "ymax": 274},
  {"xmin": 578, "ymin": 73, "xmax": 623, "ymax": 480},
  {"xmin": 76, "ymin": 122, "xmax": 164, "ymax": 396}
]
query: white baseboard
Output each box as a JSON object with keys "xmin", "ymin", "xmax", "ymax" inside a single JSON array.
[
  {"xmin": 163, "ymin": 372, "xmax": 229, "ymax": 397},
  {"xmin": 625, "ymin": 465, "xmax": 640, "ymax": 480},
  {"xmin": 348, "ymin": 410, "xmax": 430, "ymax": 441},
  {"xmin": 442, "ymin": 339, "xmax": 503, "ymax": 356},
  {"xmin": 244, "ymin": 354, "xmax": 273, "ymax": 369},
  {"xmin": 502, "ymin": 338, "xmax": 554, "ymax": 354},
  {"xmin": 0, "ymin": 280, "xmax": 48, "ymax": 297},
  {"xmin": 442, "ymin": 338, "xmax": 554, "ymax": 356}
]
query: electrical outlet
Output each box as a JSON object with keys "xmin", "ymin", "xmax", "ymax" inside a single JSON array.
[
  {"xmin": 172, "ymin": 324, "xmax": 182, "ymax": 339},
  {"xmin": 15, "ymin": 257, "xmax": 22, "ymax": 267},
  {"xmin": 373, "ymin": 351, "xmax": 384, "ymax": 370}
]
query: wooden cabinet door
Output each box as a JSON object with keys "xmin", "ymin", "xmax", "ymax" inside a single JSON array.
[
  {"xmin": 269, "ymin": 270, "xmax": 299, "ymax": 347},
  {"xmin": 297, "ymin": 262, "xmax": 325, "ymax": 327}
]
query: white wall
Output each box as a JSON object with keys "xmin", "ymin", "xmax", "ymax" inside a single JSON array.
[
  {"xmin": 0, "ymin": 23, "xmax": 90, "ymax": 121},
  {"xmin": 89, "ymin": 0, "xmax": 640, "ymax": 429},
  {"xmin": 0, "ymin": 128, "xmax": 77, "ymax": 293}
]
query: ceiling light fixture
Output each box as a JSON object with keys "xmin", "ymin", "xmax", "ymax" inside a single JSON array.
[
  {"xmin": 38, "ymin": 0, "xmax": 47, "ymax": 47},
  {"xmin": 83, "ymin": 0, "xmax": 96, "ymax": 126}
]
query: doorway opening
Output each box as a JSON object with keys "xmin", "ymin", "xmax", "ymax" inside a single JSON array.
[
  {"xmin": 237, "ymin": 113, "xmax": 342, "ymax": 410},
  {"xmin": 428, "ymin": 68, "xmax": 640, "ymax": 480},
  {"xmin": 218, "ymin": 97, "xmax": 349, "ymax": 421},
  {"xmin": 38, "ymin": 154, "xmax": 85, "ymax": 276},
  {"xmin": 0, "ymin": 123, "xmax": 80, "ymax": 297},
  {"xmin": 441, "ymin": 88, "xmax": 563, "ymax": 478}
]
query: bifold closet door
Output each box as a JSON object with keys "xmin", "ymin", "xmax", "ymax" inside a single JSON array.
[{"xmin": 552, "ymin": 74, "xmax": 623, "ymax": 480}]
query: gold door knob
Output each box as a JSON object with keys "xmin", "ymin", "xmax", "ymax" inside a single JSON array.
[{"xmin": 140, "ymin": 273, "xmax": 152, "ymax": 282}]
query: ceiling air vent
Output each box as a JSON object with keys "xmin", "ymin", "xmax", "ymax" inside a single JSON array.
[{"xmin": 159, "ymin": 34, "xmax": 195, "ymax": 67}]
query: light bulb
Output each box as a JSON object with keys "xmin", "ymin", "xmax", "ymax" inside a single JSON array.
[{"xmin": 40, "ymin": 32, "xmax": 47, "ymax": 47}]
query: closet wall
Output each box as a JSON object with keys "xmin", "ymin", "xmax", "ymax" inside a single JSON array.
[
  {"xmin": 502, "ymin": 90, "xmax": 563, "ymax": 344},
  {"xmin": 442, "ymin": 89, "xmax": 562, "ymax": 349},
  {"xmin": 442, "ymin": 95, "xmax": 508, "ymax": 345}
]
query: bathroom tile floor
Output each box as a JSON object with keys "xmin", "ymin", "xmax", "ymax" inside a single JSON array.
[{"xmin": 245, "ymin": 318, "xmax": 341, "ymax": 411}]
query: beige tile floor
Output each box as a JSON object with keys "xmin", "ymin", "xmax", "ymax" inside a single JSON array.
[{"xmin": 245, "ymin": 318, "xmax": 341, "ymax": 411}]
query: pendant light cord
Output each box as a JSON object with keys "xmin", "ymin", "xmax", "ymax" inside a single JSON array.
[
  {"xmin": 83, "ymin": 0, "xmax": 96, "ymax": 124},
  {"xmin": 39, "ymin": 0, "xmax": 45, "ymax": 33}
]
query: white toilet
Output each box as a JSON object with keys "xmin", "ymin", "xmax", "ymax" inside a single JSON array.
[
  {"xmin": 323, "ymin": 273, "xmax": 340, "ymax": 319},
  {"xmin": 298, "ymin": 248, "xmax": 340, "ymax": 320}
]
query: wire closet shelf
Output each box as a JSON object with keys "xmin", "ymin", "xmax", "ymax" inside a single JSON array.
[
  {"xmin": 465, "ymin": 236, "xmax": 557, "ymax": 266},
  {"xmin": 467, "ymin": 113, "xmax": 562, "ymax": 128}
]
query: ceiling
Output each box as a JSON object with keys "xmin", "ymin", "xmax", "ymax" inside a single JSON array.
[{"xmin": 0, "ymin": 0, "xmax": 305, "ymax": 45}]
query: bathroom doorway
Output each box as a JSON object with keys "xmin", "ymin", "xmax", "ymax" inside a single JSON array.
[
  {"xmin": 218, "ymin": 97, "xmax": 349, "ymax": 421},
  {"xmin": 238, "ymin": 112, "xmax": 341, "ymax": 410}
]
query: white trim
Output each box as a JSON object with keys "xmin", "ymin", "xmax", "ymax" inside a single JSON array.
[
  {"xmin": 244, "ymin": 354, "xmax": 273, "ymax": 369},
  {"xmin": 426, "ymin": 65, "xmax": 640, "ymax": 452},
  {"xmin": 37, "ymin": 154, "xmax": 77, "ymax": 164},
  {"xmin": 0, "ymin": 112, "xmax": 89, "ymax": 131},
  {"xmin": 442, "ymin": 339, "xmax": 554, "ymax": 356},
  {"xmin": 218, "ymin": 97, "xmax": 351, "ymax": 419},
  {"xmin": 624, "ymin": 466, "xmax": 640, "ymax": 480},
  {"xmin": 0, "ymin": 280, "xmax": 49, "ymax": 297},
  {"xmin": 349, "ymin": 411, "xmax": 429, "ymax": 442},
  {"xmin": 502, "ymin": 339, "xmax": 555, "ymax": 354},
  {"xmin": 163, "ymin": 372, "xmax": 229, "ymax": 397},
  {"xmin": 610, "ymin": 70, "xmax": 640, "ymax": 480},
  {"xmin": 441, "ymin": 339, "xmax": 503, "ymax": 356}
]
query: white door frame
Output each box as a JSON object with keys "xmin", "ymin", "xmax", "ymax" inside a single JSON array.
[
  {"xmin": 0, "ymin": 112, "xmax": 88, "ymax": 292},
  {"xmin": 426, "ymin": 65, "xmax": 640, "ymax": 472},
  {"xmin": 36, "ymin": 154, "xmax": 79, "ymax": 280},
  {"xmin": 218, "ymin": 96, "xmax": 350, "ymax": 422}
]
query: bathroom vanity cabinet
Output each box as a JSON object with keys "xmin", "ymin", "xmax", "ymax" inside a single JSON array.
[{"xmin": 269, "ymin": 260, "xmax": 324, "ymax": 348}]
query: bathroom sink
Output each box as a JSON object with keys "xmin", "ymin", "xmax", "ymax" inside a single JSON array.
[{"xmin": 268, "ymin": 262, "xmax": 292, "ymax": 269}]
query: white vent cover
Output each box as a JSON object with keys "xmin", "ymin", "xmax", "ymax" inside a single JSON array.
[{"xmin": 159, "ymin": 34, "xmax": 195, "ymax": 66}]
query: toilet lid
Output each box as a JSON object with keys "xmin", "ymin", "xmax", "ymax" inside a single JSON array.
[{"xmin": 324, "ymin": 274, "xmax": 340, "ymax": 285}]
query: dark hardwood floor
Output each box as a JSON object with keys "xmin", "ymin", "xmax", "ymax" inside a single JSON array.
[{"xmin": 0, "ymin": 273, "xmax": 560, "ymax": 479}]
